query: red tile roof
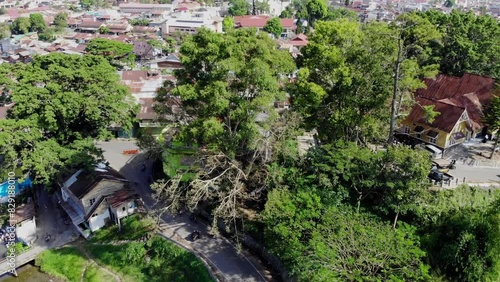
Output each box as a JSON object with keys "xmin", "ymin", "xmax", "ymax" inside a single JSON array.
[
  {"xmin": 234, "ymin": 15, "xmax": 296, "ymax": 29},
  {"xmin": 80, "ymin": 20, "xmax": 103, "ymax": 28},
  {"xmin": 289, "ymin": 33, "xmax": 308, "ymax": 46},
  {"xmin": 405, "ymin": 74, "xmax": 496, "ymax": 133}
]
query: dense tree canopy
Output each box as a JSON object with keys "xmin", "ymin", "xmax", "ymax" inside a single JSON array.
[
  {"xmin": 10, "ymin": 53, "xmax": 137, "ymax": 144},
  {"xmin": 152, "ymin": 28, "xmax": 295, "ymax": 229},
  {"xmin": 291, "ymin": 19, "xmax": 396, "ymax": 143},
  {"xmin": 417, "ymin": 10, "xmax": 500, "ymax": 78},
  {"xmin": 263, "ymin": 17, "xmax": 283, "ymax": 38},
  {"xmin": 0, "ymin": 53, "xmax": 136, "ymax": 184},
  {"xmin": 252, "ymin": 123, "xmax": 439, "ymax": 280},
  {"xmin": 29, "ymin": 13, "xmax": 47, "ymax": 33},
  {"xmin": 422, "ymin": 199, "xmax": 500, "ymax": 281},
  {"xmin": 85, "ymin": 38, "xmax": 135, "ymax": 68},
  {"xmin": 228, "ymin": 0, "xmax": 250, "ymax": 16},
  {"xmin": 11, "ymin": 17, "xmax": 31, "ymax": 35}
]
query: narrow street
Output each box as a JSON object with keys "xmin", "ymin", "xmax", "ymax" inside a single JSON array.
[{"xmin": 98, "ymin": 140, "xmax": 273, "ymax": 282}]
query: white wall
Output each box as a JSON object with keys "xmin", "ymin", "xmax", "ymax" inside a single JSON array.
[
  {"xmin": 16, "ymin": 218, "xmax": 36, "ymax": 245},
  {"xmin": 89, "ymin": 209, "xmax": 110, "ymax": 232},
  {"xmin": 116, "ymin": 201, "xmax": 136, "ymax": 219}
]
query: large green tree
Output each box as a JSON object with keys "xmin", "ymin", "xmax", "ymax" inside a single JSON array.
[
  {"xmin": 54, "ymin": 12, "xmax": 68, "ymax": 31},
  {"xmin": 291, "ymin": 20, "xmax": 396, "ymax": 143},
  {"xmin": 1, "ymin": 53, "xmax": 136, "ymax": 183},
  {"xmin": 0, "ymin": 23, "xmax": 11, "ymax": 39},
  {"xmin": 29, "ymin": 13, "xmax": 47, "ymax": 33},
  {"xmin": 10, "ymin": 53, "xmax": 137, "ymax": 145},
  {"xmin": 85, "ymin": 38, "xmax": 135, "ymax": 68},
  {"xmin": 228, "ymin": 0, "xmax": 250, "ymax": 16},
  {"xmin": 11, "ymin": 17, "xmax": 31, "ymax": 35},
  {"xmin": 151, "ymin": 28, "xmax": 295, "ymax": 231},
  {"xmin": 263, "ymin": 17, "xmax": 283, "ymax": 38},
  {"xmin": 386, "ymin": 12, "xmax": 441, "ymax": 144},
  {"xmin": 419, "ymin": 10, "xmax": 500, "ymax": 78},
  {"xmin": 483, "ymin": 93, "xmax": 500, "ymax": 158},
  {"xmin": 222, "ymin": 17, "xmax": 235, "ymax": 32}
]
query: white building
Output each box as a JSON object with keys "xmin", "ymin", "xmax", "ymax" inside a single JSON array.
[{"xmin": 11, "ymin": 201, "xmax": 37, "ymax": 246}]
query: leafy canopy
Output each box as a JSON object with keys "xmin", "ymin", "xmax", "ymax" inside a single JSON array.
[
  {"xmin": 85, "ymin": 38, "xmax": 135, "ymax": 68},
  {"xmin": 263, "ymin": 17, "xmax": 283, "ymax": 39}
]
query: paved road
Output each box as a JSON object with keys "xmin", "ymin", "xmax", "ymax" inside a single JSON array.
[
  {"xmin": 97, "ymin": 140, "xmax": 273, "ymax": 282},
  {"xmin": 450, "ymin": 164, "xmax": 500, "ymax": 183}
]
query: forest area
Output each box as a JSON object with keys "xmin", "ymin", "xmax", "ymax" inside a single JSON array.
[{"xmin": 147, "ymin": 6, "xmax": 500, "ymax": 282}]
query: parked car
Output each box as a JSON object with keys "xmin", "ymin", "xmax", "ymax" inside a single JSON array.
[
  {"xmin": 416, "ymin": 144, "xmax": 443, "ymax": 159},
  {"xmin": 428, "ymin": 170, "xmax": 451, "ymax": 182}
]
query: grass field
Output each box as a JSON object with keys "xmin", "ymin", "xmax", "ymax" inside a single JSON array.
[
  {"xmin": 88, "ymin": 236, "xmax": 214, "ymax": 282},
  {"xmin": 90, "ymin": 214, "xmax": 156, "ymax": 243},
  {"xmin": 35, "ymin": 247, "xmax": 87, "ymax": 282},
  {"xmin": 36, "ymin": 228, "xmax": 214, "ymax": 282},
  {"xmin": 83, "ymin": 264, "xmax": 116, "ymax": 282}
]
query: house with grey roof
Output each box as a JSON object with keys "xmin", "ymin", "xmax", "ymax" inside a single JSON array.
[{"xmin": 58, "ymin": 164, "xmax": 144, "ymax": 238}]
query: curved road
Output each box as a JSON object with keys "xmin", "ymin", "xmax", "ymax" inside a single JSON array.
[{"xmin": 97, "ymin": 140, "xmax": 274, "ymax": 282}]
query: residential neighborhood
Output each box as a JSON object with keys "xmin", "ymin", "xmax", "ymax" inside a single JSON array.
[{"xmin": 0, "ymin": 0, "xmax": 499, "ymax": 281}]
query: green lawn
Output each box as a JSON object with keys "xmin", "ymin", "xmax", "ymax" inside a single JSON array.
[
  {"xmin": 88, "ymin": 236, "xmax": 215, "ymax": 282},
  {"xmin": 37, "ymin": 216, "xmax": 214, "ymax": 282},
  {"xmin": 35, "ymin": 247, "xmax": 87, "ymax": 282},
  {"xmin": 83, "ymin": 264, "xmax": 116, "ymax": 282}
]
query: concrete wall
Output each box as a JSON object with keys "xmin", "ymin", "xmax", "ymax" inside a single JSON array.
[
  {"xmin": 115, "ymin": 200, "xmax": 136, "ymax": 219},
  {"xmin": 89, "ymin": 209, "xmax": 111, "ymax": 232},
  {"xmin": 16, "ymin": 217, "xmax": 36, "ymax": 245}
]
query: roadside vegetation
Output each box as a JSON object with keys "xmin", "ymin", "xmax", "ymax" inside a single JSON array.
[
  {"xmin": 36, "ymin": 214, "xmax": 213, "ymax": 282},
  {"xmin": 90, "ymin": 214, "xmax": 155, "ymax": 242}
]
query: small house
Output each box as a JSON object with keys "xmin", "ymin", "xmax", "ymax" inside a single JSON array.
[{"xmin": 58, "ymin": 164, "xmax": 143, "ymax": 238}]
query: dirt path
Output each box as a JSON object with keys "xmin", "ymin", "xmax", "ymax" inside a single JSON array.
[{"xmin": 75, "ymin": 244, "xmax": 122, "ymax": 282}]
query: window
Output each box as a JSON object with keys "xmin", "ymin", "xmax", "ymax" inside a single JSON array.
[
  {"xmin": 122, "ymin": 207, "xmax": 126, "ymax": 211},
  {"xmin": 89, "ymin": 198, "xmax": 96, "ymax": 206},
  {"xmin": 427, "ymin": 130, "xmax": 439, "ymax": 145},
  {"xmin": 92, "ymin": 213, "xmax": 98, "ymax": 217},
  {"xmin": 404, "ymin": 126, "xmax": 410, "ymax": 134}
]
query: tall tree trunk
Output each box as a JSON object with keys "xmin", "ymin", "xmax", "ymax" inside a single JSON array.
[
  {"xmin": 393, "ymin": 207, "xmax": 400, "ymax": 229},
  {"xmin": 490, "ymin": 130, "xmax": 499, "ymax": 159},
  {"xmin": 387, "ymin": 36, "xmax": 403, "ymax": 146},
  {"xmin": 357, "ymin": 193, "xmax": 362, "ymax": 214}
]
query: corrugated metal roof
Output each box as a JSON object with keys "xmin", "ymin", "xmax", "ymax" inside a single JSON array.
[{"xmin": 405, "ymin": 74, "xmax": 496, "ymax": 133}]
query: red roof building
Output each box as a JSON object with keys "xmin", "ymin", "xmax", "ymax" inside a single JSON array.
[
  {"xmin": 233, "ymin": 16, "xmax": 296, "ymax": 38},
  {"xmin": 401, "ymin": 73, "xmax": 497, "ymax": 149}
]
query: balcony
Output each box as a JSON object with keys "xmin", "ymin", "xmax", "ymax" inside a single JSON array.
[{"xmin": 139, "ymin": 122, "xmax": 162, "ymax": 128}]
